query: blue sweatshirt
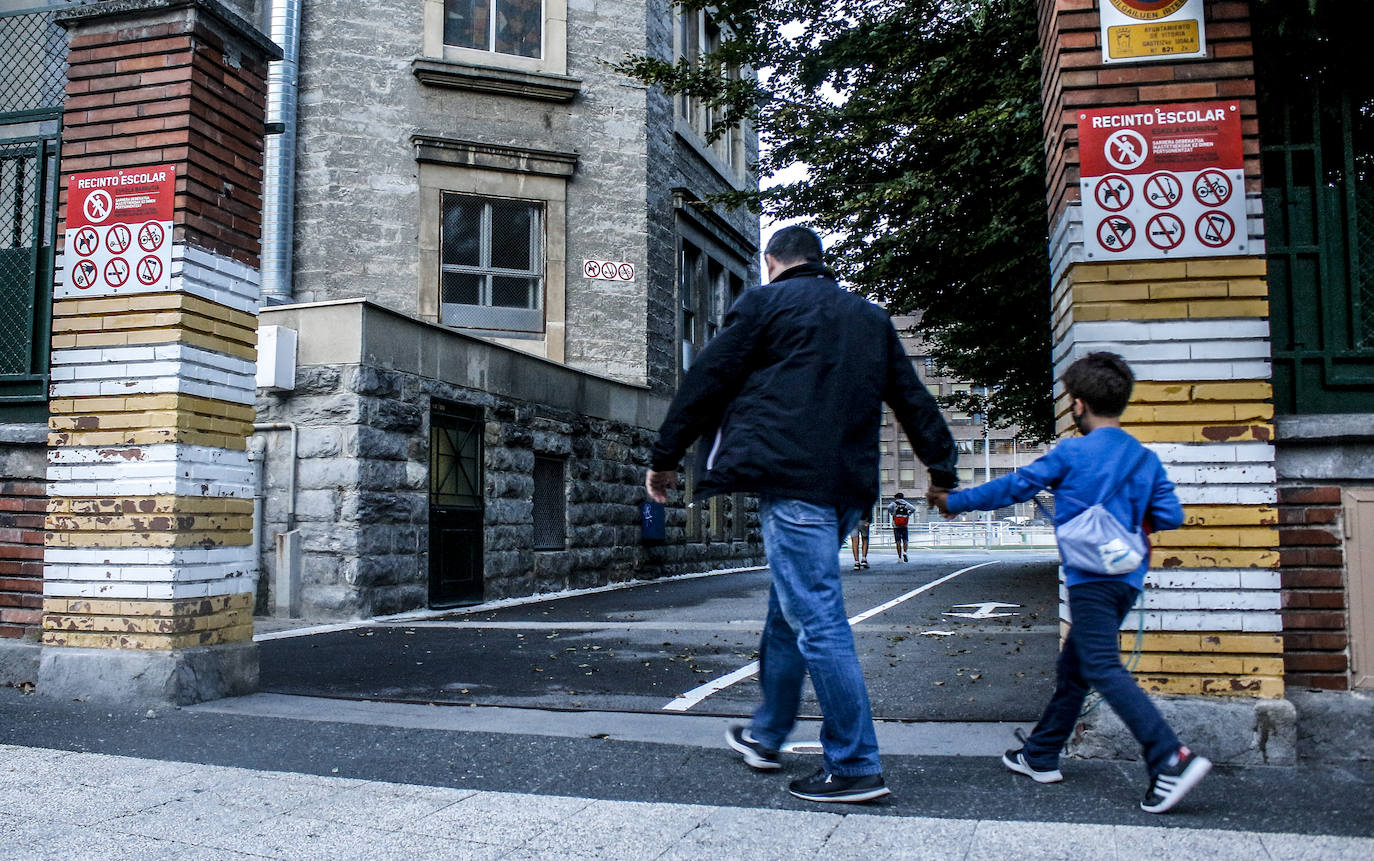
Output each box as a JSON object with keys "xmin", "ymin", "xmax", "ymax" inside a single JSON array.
[{"xmin": 945, "ymin": 427, "xmax": 1184, "ymax": 590}]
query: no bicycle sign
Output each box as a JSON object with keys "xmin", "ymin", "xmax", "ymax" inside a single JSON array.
[{"xmin": 1078, "ymin": 102, "xmax": 1246, "ymax": 261}]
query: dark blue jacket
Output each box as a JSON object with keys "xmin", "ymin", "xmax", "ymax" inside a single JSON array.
[{"xmin": 650, "ymin": 263, "xmax": 958, "ymax": 510}]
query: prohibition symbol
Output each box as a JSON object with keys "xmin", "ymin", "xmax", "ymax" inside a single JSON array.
[
  {"xmin": 1097, "ymin": 216, "xmax": 1135, "ymax": 252},
  {"xmin": 72, "ymin": 226, "xmax": 100, "ymax": 257},
  {"xmin": 1104, "ymin": 129, "xmax": 1148, "ymax": 171},
  {"xmin": 136, "ymin": 254, "xmax": 163, "ymax": 286},
  {"xmin": 617, "ymin": 263, "xmax": 635, "ymax": 281},
  {"xmin": 1094, "ymin": 175, "xmax": 1133, "ymax": 212},
  {"xmin": 1196, "ymin": 211, "xmax": 1236, "ymax": 248},
  {"xmin": 105, "ymin": 224, "xmax": 132, "ymax": 255},
  {"xmin": 1193, "ymin": 170, "xmax": 1233, "ymax": 207},
  {"xmin": 71, "ymin": 259, "xmax": 98, "ymax": 290},
  {"xmin": 137, "ymin": 221, "xmax": 165, "ymax": 252},
  {"xmin": 583, "ymin": 260, "xmax": 601, "ymax": 279},
  {"xmin": 83, "ymin": 189, "xmax": 112, "ymax": 223},
  {"xmin": 1143, "ymin": 172, "xmax": 1183, "ymax": 209},
  {"xmin": 104, "ymin": 257, "xmax": 130, "ymax": 288},
  {"xmin": 1146, "ymin": 213, "xmax": 1185, "ymax": 251}
]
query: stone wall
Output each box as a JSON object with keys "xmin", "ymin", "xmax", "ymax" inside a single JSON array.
[{"xmin": 254, "ymin": 300, "xmax": 763, "ymax": 619}]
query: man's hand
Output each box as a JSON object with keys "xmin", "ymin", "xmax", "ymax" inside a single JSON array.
[
  {"xmin": 926, "ymin": 487, "xmax": 952, "ymax": 518},
  {"xmin": 645, "ymin": 468, "xmax": 678, "ymax": 503}
]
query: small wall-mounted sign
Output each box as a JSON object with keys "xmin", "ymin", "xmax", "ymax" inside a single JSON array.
[
  {"xmin": 1100, "ymin": 0, "xmax": 1206, "ymax": 65},
  {"xmin": 583, "ymin": 259, "xmax": 636, "ymax": 282}
]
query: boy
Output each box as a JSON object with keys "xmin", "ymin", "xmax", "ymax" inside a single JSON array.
[
  {"xmin": 850, "ymin": 511, "xmax": 871, "ymax": 569},
  {"xmin": 928, "ymin": 352, "xmax": 1210, "ymax": 814}
]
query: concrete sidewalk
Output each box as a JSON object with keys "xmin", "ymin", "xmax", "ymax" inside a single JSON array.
[{"xmin": 4, "ymin": 743, "xmax": 1371, "ymax": 861}]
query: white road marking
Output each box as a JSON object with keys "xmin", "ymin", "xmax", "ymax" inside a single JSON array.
[
  {"xmin": 661, "ymin": 560, "xmax": 1001, "ymax": 712},
  {"xmin": 943, "ymin": 601, "xmax": 1020, "ymax": 619}
]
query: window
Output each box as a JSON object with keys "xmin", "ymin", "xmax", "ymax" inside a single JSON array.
[
  {"xmin": 444, "ymin": 0, "xmax": 542, "ymax": 58},
  {"xmin": 532, "ymin": 455, "xmax": 565, "ymax": 550},
  {"xmin": 440, "ymin": 192, "xmax": 544, "ymax": 333},
  {"xmin": 675, "ymin": 8, "xmax": 747, "ymax": 178}
]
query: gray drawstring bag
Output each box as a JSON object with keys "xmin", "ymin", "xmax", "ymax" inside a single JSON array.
[{"xmin": 1050, "ymin": 449, "xmax": 1150, "ymax": 576}]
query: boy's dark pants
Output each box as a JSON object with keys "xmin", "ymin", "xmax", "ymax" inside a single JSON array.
[{"xmin": 1021, "ymin": 580, "xmax": 1181, "ymax": 776}]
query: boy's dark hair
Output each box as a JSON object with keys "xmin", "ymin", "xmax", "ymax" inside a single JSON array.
[
  {"xmin": 1063, "ymin": 352, "xmax": 1134, "ymax": 417},
  {"xmin": 893, "ymin": 492, "xmax": 905, "ymax": 499},
  {"xmin": 765, "ymin": 226, "xmax": 824, "ymax": 264}
]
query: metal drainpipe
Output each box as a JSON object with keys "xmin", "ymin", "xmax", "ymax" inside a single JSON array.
[
  {"xmin": 260, "ymin": 0, "xmax": 302, "ymax": 306},
  {"xmin": 252, "ymin": 422, "xmax": 297, "ymax": 531}
]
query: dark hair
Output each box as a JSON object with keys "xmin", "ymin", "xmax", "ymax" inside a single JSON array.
[
  {"xmin": 893, "ymin": 492, "xmax": 905, "ymax": 499},
  {"xmin": 1063, "ymin": 352, "xmax": 1134, "ymax": 417},
  {"xmin": 764, "ymin": 226, "xmax": 824, "ymax": 264}
]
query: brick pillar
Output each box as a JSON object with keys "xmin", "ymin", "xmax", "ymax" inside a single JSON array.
[
  {"xmin": 0, "ymin": 436, "xmax": 46, "ymax": 641},
  {"xmin": 37, "ymin": 0, "xmax": 279, "ymax": 704},
  {"xmin": 1039, "ymin": 0, "xmax": 1286, "ymax": 718},
  {"xmin": 1277, "ymin": 485, "xmax": 1349, "ymax": 690}
]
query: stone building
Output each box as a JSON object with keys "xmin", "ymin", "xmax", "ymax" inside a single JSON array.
[{"xmin": 244, "ymin": 0, "xmax": 765, "ymax": 617}]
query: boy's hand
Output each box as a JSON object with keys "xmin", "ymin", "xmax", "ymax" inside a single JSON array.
[
  {"xmin": 645, "ymin": 468, "xmax": 677, "ymax": 503},
  {"xmin": 926, "ymin": 488, "xmax": 951, "ymax": 516}
]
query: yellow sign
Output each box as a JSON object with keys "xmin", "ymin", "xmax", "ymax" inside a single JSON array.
[{"xmin": 1107, "ymin": 20, "xmax": 1201, "ymax": 60}]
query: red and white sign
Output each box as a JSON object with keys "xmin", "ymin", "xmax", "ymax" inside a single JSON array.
[
  {"xmin": 582, "ymin": 259, "xmax": 636, "ymax": 282},
  {"xmin": 1079, "ymin": 102, "xmax": 1246, "ymax": 260},
  {"xmin": 62, "ymin": 165, "xmax": 174, "ymax": 295}
]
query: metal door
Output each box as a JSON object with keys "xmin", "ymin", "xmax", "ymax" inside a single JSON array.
[{"xmin": 429, "ymin": 402, "xmax": 484, "ymax": 606}]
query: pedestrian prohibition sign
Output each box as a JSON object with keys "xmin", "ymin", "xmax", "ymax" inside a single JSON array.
[
  {"xmin": 136, "ymin": 255, "xmax": 163, "ymax": 286},
  {"xmin": 1146, "ymin": 213, "xmax": 1185, "ymax": 251},
  {"xmin": 71, "ymin": 259, "xmax": 98, "ymax": 290},
  {"xmin": 1104, "ymin": 129, "xmax": 1148, "ymax": 171},
  {"xmin": 1097, "ymin": 216, "xmax": 1135, "ymax": 252}
]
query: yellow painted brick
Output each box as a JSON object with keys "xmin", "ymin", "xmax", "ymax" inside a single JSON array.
[
  {"xmin": 1185, "ymin": 257, "xmax": 1267, "ymax": 278},
  {"xmin": 1132, "ymin": 382, "xmax": 1193, "ymax": 403},
  {"xmin": 1188, "ymin": 299, "xmax": 1269, "ymax": 318},
  {"xmin": 41, "ymin": 598, "xmax": 70, "ymax": 614},
  {"xmin": 119, "ymin": 593, "xmax": 253, "ymax": 617},
  {"xmin": 1227, "ymin": 278, "xmax": 1268, "ymax": 298},
  {"xmin": 1234, "ymin": 403, "xmax": 1274, "ymax": 421},
  {"xmin": 1123, "ymin": 632, "xmax": 1285, "ymax": 654},
  {"xmin": 1153, "ymin": 548, "xmax": 1280, "ymax": 568},
  {"xmin": 1152, "ymin": 527, "xmax": 1279, "ymax": 548},
  {"xmin": 1133, "ymin": 673, "xmax": 1283, "ymax": 698},
  {"xmin": 1074, "ymin": 283, "xmax": 1152, "ymax": 303},
  {"xmin": 1068, "ymin": 304, "xmax": 1113, "ymax": 322},
  {"xmin": 48, "ymin": 513, "xmax": 253, "ymax": 533},
  {"xmin": 43, "ymin": 608, "xmax": 249, "ymax": 635},
  {"xmin": 1123, "ymin": 423, "xmax": 1274, "ymax": 444},
  {"xmin": 48, "ymin": 496, "xmax": 252, "ymax": 516},
  {"xmin": 1191, "ymin": 381, "xmax": 1273, "ymax": 401},
  {"xmin": 49, "ymin": 430, "xmax": 248, "ymax": 450},
  {"xmin": 44, "ymin": 530, "xmax": 253, "ymax": 548},
  {"xmin": 1183, "ymin": 505, "xmax": 1278, "ymax": 527},
  {"xmin": 58, "ymin": 598, "xmax": 127, "ymax": 616},
  {"xmin": 1149, "ymin": 403, "xmax": 1241, "ymax": 423},
  {"xmin": 1068, "ymin": 262, "xmax": 1114, "ymax": 283},
  {"xmin": 1101, "ymin": 300, "xmax": 1191, "ymax": 320},
  {"xmin": 41, "ymin": 622, "xmax": 254, "ymax": 650},
  {"xmin": 1147, "ymin": 280, "xmax": 1230, "ymax": 300},
  {"xmin": 1107, "ymin": 261, "xmax": 1190, "ymax": 282},
  {"xmin": 1129, "ymin": 655, "xmax": 1283, "ymax": 675}
]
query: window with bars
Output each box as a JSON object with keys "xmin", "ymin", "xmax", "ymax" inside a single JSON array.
[
  {"xmin": 444, "ymin": 0, "xmax": 542, "ymax": 59},
  {"xmin": 440, "ymin": 192, "xmax": 544, "ymax": 333},
  {"xmin": 532, "ymin": 455, "xmax": 565, "ymax": 550}
]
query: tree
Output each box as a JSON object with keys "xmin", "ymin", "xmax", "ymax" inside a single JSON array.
[{"xmin": 617, "ymin": 0, "xmax": 1053, "ymax": 439}]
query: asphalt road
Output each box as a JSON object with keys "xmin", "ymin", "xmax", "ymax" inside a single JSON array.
[{"xmin": 260, "ymin": 551, "xmax": 1060, "ymax": 721}]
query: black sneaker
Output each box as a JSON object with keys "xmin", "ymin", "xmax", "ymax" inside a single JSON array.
[
  {"xmin": 1141, "ymin": 746, "xmax": 1211, "ymax": 813},
  {"xmin": 725, "ymin": 725, "xmax": 780, "ymax": 771},
  {"xmin": 1001, "ymin": 748, "xmax": 1063, "ymax": 784},
  {"xmin": 861, "ymin": 560, "xmax": 869, "ymax": 569},
  {"xmin": 787, "ymin": 768, "xmax": 890, "ymax": 803}
]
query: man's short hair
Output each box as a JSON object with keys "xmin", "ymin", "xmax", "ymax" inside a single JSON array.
[
  {"xmin": 893, "ymin": 492, "xmax": 905, "ymax": 499},
  {"xmin": 765, "ymin": 226, "xmax": 824, "ymax": 264},
  {"xmin": 1063, "ymin": 352, "xmax": 1134, "ymax": 417}
]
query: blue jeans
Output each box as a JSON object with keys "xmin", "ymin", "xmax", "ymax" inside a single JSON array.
[
  {"xmin": 749, "ymin": 495, "xmax": 881, "ymax": 776},
  {"xmin": 1021, "ymin": 580, "xmax": 1181, "ymax": 776}
]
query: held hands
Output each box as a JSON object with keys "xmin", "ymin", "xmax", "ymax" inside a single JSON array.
[
  {"xmin": 644, "ymin": 468, "xmax": 678, "ymax": 503},
  {"xmin": 926, "ymin": 487, "xmax": 954, "ymax": 519}
]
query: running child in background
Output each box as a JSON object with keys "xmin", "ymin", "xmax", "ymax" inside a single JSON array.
[{"xmin": 928, "ymin": 352, "xmax": 1211, "ymax": 814}]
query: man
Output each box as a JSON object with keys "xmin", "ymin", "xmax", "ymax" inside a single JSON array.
[
  {"xmin": 887, "ymin": 492, "xmax": 917, "ymax": 561},
  {"xmin": 645, "ymin": 227, "xmax": 957, "ymax": 803}
]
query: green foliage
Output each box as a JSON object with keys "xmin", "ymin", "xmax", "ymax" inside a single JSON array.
[{"xmin": 615, "ymin": 0, "xmax": 1053, "ymax": 440}]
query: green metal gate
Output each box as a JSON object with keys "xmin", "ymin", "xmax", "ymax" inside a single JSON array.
[
  {"xmin": 0, "ymin": 5, "xmax": 67, "ymax": 421},
  {"xmin": 1257, "ymin": 10, "xmax": 1374, "ymax": 415}
]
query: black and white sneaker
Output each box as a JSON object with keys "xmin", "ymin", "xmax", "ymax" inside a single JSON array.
[
  {"xmin": 1001, "ymin": 748, "xmax": 1064, "ymax": 784},
  {"xmin": 787, "ymin": 768, "xmax": 890, "ymax": 803},
  {"xmin": 1141, "ymin": 746, "xmax": 1211, "ymax": 813},
  {"xmin": 725, "ymin": 725, "xmax": 780, "ymax": 771}
]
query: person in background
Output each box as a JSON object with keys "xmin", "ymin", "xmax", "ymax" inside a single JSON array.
[
  {"xmin": 887, "ymin": 493, "xmax": 916, "ymax": 561},
  {"xmin": 850, "ymin": 510, "xmax": 871, "ymax": 570}
]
